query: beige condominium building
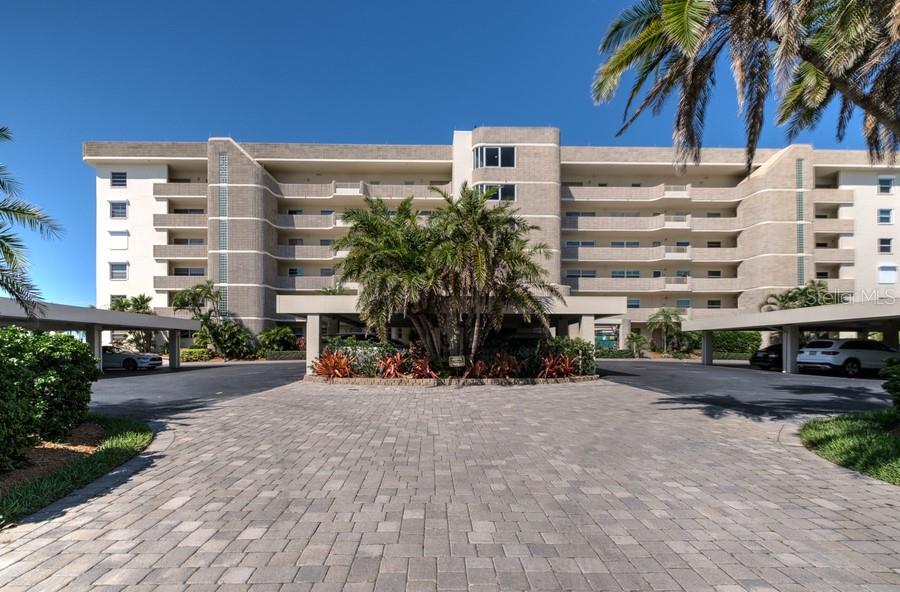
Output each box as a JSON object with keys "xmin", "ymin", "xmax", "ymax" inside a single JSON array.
[{"xmin": 85, "ymin": 127, "xmax": 898, "ymax": 349}]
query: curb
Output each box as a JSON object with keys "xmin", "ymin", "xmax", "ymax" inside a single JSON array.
[{"xmin": 303, "ymin": 375, "xmax": 601, "ymax": 386}]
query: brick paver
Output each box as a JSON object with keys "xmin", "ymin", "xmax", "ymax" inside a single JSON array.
[{"xmin": 2, "ymin": 379, "xmax": 900, "ymax": 591}]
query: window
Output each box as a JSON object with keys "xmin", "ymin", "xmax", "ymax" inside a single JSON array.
[
  {"xmin": 816, "ymin": 271, "xmax": 830, "ymax": 279},
  {"xmin": 403, "ymin": 181, "xmax": 414, "ymax": 185},
  {"xmin": 879, "ymin": 265, "xmax": 897, "ymax": 284},
  {"xmin": 109, "ymin": 263, "xmax": 128, "ymax": 280},
  {"xmin": 288, "ymin": 238, "xmax": 304, "ymax": 246},
  {"xmin": 109, "ymin": 201, "xmax": 127, "ymax": 219},
  {"xmin": 815, "ymin": 213, "xmax": 829, "ymax": 219},
  {"xmin": 287, "ymin": 209, "xmax": 303, "ymax": 216},
  {"xmin": 610, "ymin": 270, "xmax": 640, "ymax": 278},
  {"xmin": 566, "ymin": 269, "xmax": 597, "ymax": 278},
  {"xmin": 110, "ymin": 172, "xmax": 127, "ymax": 187},
  {"xmin": 707, "ymin": 299, "xmax": 722, "ymax": 309},
  {"xmin": 172, "ymin": 238, "xmax": 204, "ymax": 245},
  {"xmin": 879, "ymin": 238, "xmax": 893, "ymax": 254},
  {"xmin": 610, "ymin": 241, "xmax": 640, "ymax": 248},
  {"xmin": 172, "ymin": 208, "xmax": 204, "ymax": 214},
  {"xmin": 707, "ymin": 270, "xmax": 722, "ymax": 278},
  {"xmin": 288, "ymin": 267, "xmax": 305, "ymax": 277},
  {"xmin": 675, "ymin": 270, "xmax": 690, "ymax": 277},
  {"xmin": 815, "ymin": 242, "xmax": 829, "ymax": 248},
  {"xmin": 706, "ymin": 212, "xmax": 721, "ymax": 218},
  {"xmin": 565, "ymin": 240, "xmax": 595, "ymax": 248},
  {"xmin": 477, "ymin": 184, "xmax": 516, "ymax": 201},
  {"xmin": 110, "ymin": 295, "xmax": 126, "ymax": 307},
  {"xmin": 652, "ymin": 270, "xmax": 662, "ymax": 278},
  {"xmin": 108, "ymin": 230, "xmax": 128, "ymax": 250},
  {"xmin": 173, "ymin": 267, "xmax": 205, "ymax": 276},
  {"xmin": 878, "ymin": 176, "xmax": 894, "ymax": 195},
  {"xmin": 320, "ymin": 268, "xmax": 335, "ymax": 277},
  {"xmin": 473, "ymin": 146, "xmax": 515, "ymax": 168},
  {"xmin": 675, "ymin": 299, "xmax": 691, "ymax": 309},
  {"xmin": 565, "ymin": 211, "xmax": 596, "ymax": 217},
  {"xmin": 609, "ymin": 212, "xmax": 639, "ymax": 217},
  {"xmin": 627, "ymin": 298, "xmax": 641, "ymax": 309},
  {"xmin": 319, "ymin": 239, "xmax": 333, "ymax": 246},
  {"xmin": 631, "ymin": 183, "xmax": 641, "ymax": 187},
  {"xmin": 675, "ymin": 241, "xmax": 690, "ymax": 247},
  {"xmin": 879, "ymin": 209, "xmax": 893, "ymax": 224},
  {"xmin": 706, "ymin": 241, "xmax": 721, "ymax": 248},
  {"xmin": 320, "ymin": 210, "xmax": 334, "ymax": 216}
]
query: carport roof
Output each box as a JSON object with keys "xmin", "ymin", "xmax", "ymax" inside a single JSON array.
[
  {"xmin": 0, "ymin": 298, "xmax": 200, "ymax": 331},
  {"xmin": 683, "ymin": 300, "xmax": 900, "ymax": 332}
]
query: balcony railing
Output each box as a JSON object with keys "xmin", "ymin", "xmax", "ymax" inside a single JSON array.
[
  {"xmin": 825, "ymin": 278, "xmax": 854, "ymax": 293},
  {"xmin": 279, "ymin": 181, "xmax": 450, "ymax": 199},
  {"xmin": 690, "ymin": 277, "xmax": 742, "ymax": 292},
  {"xmin": 813, "ymin": 218, "xmax": 854, "ymax": 234},
  {"xmin": 153, "ymin": 307, "xmax": 204, "ymax": 320},
  {"xmin": 274, "ymin": 214, "xmax": 341, "ymax": 228},
  {"xmin": 153, "ymin": 245, "xmax": 207, "ymax": 259},
  {"xmin": 562, "ymin": 246, "xmax": 666, "ymax": 261},
  {"xmin": 562, "ymin": 184, "xmax": 741, "ymax": 202},
  {"xmin": 275, "ymin": 245, "xmax": 346, "ymax": 260},
  {"xmin": 275, "ymin": 276, "xmax": 338, "ymax": 291},
  {"xmin": 813, "ymin": 188, "xmax": 854, "ymax": 204},
  {"xmin": 153, "ymin": 182, "xmax": 207, "ymax": 198},
  {"xmin": 154, "ymin": 275, "xmax": 208, "ymax": 291},
  {"xmin": 562, "ymin": 213, "xmax": 741, "ymax": 232},
  {"xmin": 814, "ymin": 248, "xmax": 854, "ymax": 263},
  {"xmin": 691, "ymin": 247, "xmax": 740, "ymax": 261},
  {"xmin": 153, "ymin": 214, "xmax": 207, "ymax": 228}
]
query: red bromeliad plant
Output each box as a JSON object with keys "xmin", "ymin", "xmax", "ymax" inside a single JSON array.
[
  {"xmin": 465, "ymin": 359, "xmax": 489, "ymax": 379},
  {"xmin": 488, "ymin": 352, "xmax": 520, "ymax": 379},
  {"xmin": 377, "ymin": 352, "xmax": 408, "ymax": 378},
  {"xmin": 537, "ymin": 353, "xmax": 577, "ymax": 379},
  {"xmin": 312, "ymin": 350, "xmax": 354, "ymax": 379},
  {"xmin": 409, "ymin": 346, "xmax": 439, "ymax": 379}
]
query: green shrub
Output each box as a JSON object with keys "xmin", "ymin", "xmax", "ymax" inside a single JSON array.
[
  {"xmin": 542, "ymin": 337, "xmax": 597, "ymax": 375},
  {"xmin": 266, "ymin": 350, "xmax": 305, "ymax": 361},
  {"xmin": 180, "ymin": 348, "xmax": 211, "ymax": 362},
  {"xmin": 258, "ymin": 326, "xmax": 298, "ymax": 354},
  {"xmin": 881, "ymin": 358, "xmax": 900, "ymax": 408},
  {"xmin": 0, "ymin": 329, "xmax": 39, "ymax": 472},
  {"xmin": 712, "ymin": 331, "xmax": 762, "ymax": 354},
  {"xmin": 597, "ymin": 348, "xmax": 634, "ymax": 359},
  {"xmin": 713, "ymin": 351, "xmax": 752, "ymax": 360},
  {"xmin": 215, "ymin": 321, "xmax": 257, "ymax": 359}
]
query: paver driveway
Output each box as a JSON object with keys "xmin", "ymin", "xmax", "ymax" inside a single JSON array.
[{"xmin": 2, "ymin": 379, "xmax": 900, "ymax": 592}]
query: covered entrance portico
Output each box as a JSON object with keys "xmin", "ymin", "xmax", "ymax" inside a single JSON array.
[
  {"xmin": 683, "ymin": 301, "xmax": 900, "ymax": 373},
  {"xmin": 277, "ymin": 294, "xmax": 627, "ymax": 365},
  {"xmin": 0, "ymin": 298, "xmax": 200, "ymax": 369}
]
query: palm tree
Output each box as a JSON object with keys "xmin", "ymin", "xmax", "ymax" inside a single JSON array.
[
  {"xmin": 110, "ymin": 294, "xmax": 156, "ymax": 351},
  {"xmin": 759, "ymin": 288, "xmax": 801, "ymax": 311},
  {"xmin": 593, "ymin": 0, "xmax": 899, "ymax": 169},
  {"xmin": 759, "ymin": 279, "xmax": 840, "ymax": 311},
  {"xmin": 0, "ymin": 127, "xmax": 62, "ymax": 316},
  {"xmin": 646, "ymin": 307, "xmax": 684, "ymax": 353}
]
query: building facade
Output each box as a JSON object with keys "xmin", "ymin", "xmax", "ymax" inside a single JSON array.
[{"xmin": 86, "ymin": 127, "xmax": 897, "ymax": 346}]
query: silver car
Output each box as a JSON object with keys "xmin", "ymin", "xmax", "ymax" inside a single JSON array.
[{"xmin": 102, "ymin": 346, "xmax": 163, "ymax": 371}]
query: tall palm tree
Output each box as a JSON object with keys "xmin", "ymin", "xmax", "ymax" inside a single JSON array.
[
  {"xmin": 759, "ymin": 288, "xmax": 801, "ymax": 311},
  {"xmin": 0, "ymin": 127, "xmax": 62, "ymax": 316},
  {"xmin": 111, "ymin": 293, "xmax": 156, "ymax": 351},
  {"xmin": 593, "ymin": 0, "xmax": 899, "ymax": 169},
  {"xmin": 759, "ymin": 279, "xmax": 840, "ymax": 311},
  {"xmin": 646, "ymin": 307, "xmax": 684, "ymax": 353}
]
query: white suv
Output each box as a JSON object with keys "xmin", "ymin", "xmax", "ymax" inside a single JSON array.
[{"xmin": 797, "ymin": 339, "xmax": 898, "ymax": 377}]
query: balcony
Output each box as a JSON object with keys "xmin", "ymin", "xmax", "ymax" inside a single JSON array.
[
  {"xmin": 275, "ymin": 276, "xmax": 338, "ymax": 291},
  {"xmin": 664, "ymin": 246, "xmax": 690, "ymax": 260},
  {"xmin": 564, "ymin": 277, "xmax": 666, "ymax": 291},
  {"xmin": 275, "ymin": 245, "xmax": 346, "ymax": 260},
  {"xmin": 562, "ymin": 246, "xmax": 666, "ymax": 261},
  {"xmin": 274, "ymin": 214, "xmax": 341, "ymax": 228},
  {"xmin": 813, "ymin": 188, "xmax": 854, "ymax": 204},
  {"xmin": 561, "ymin": 213, "xmax": 741, "ymax": 232},
  {"xmin": 279, "ymin": 181, "xmax": 450, "ymax": 200},
  {"xmin": 690, "ymin": 277, "xmax": 742, "ymax": 292},
  {"xmin": 825, "ymin": 278, "xmax": 854, "ymax": 293},
  {"xmin": 813, "ymin": 218, "xmax": 854, "ymax": 234},
  {"xmin": 153, "ymin": 213, "xmax": 207, "ymax": 229},
  {"xmin": 815, "ymin": 248, "xmax": 854, "ymax": 263},
  {"xmin": 153, "ymin": 307, "xmax": 201, "ymax": 320},
  {"xmin": 154, "ymin": 275, "xmax": 208, "ymax": 291},
  {"xmin": 561, "ymin": 184, "xmax": 741, "ymax": 202},
  {"xmin": 153, "ymin": 245, "xmax": 207, "ymax": 259},
  {"xmin": 690, "ymin": 217, "xmax": 741, "ymax": 232},
  {"xmin": 153, "ymin": 182, "xmax": 207, "ymax": 198},
  {"xmin": 624, "ymin": 307, "xmax": 736, "ymax": 322},
  {"xmin": 691, "ymin": 247, "xmax": 740, "ymax": 261}
]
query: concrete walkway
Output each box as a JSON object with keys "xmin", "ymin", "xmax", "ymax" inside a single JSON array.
[{"xmin": 2, "ymin": 379, "xmax": 900, "ymax": 591}]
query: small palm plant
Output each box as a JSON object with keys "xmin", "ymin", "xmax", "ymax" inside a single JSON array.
[
  {"xmin": 646, "ymin": 307, "xmax": 684, "ymax": 354},
  {"xmin": 0, "ymin": 127, "xmax": 62, "ymax": 316}
]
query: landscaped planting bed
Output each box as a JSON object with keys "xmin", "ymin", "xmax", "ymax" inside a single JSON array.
[{"xmin": 305, "ymin": 374, "xmax": 600, "ymax": 386}]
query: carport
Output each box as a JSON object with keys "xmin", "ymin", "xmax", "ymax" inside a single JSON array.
[
  {"xmin": 683, "ymin": 301, "xmax": 900, "ymax": 373},
  {"xmin": 0, "ymin": 297, "xmax": 200, "ymax": 370}
]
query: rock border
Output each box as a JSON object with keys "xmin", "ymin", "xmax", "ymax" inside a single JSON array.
[{"xmin": 304, "ymin": 375, "xmax": 600, "ymax": 386}]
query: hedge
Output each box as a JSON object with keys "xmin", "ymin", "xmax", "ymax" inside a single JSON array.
[
  {"xmin": 713, "ymin": 351, "xmax": 752, "ymax": 360},
  {"xmin": 0, "ymin": 327, "xmax": 101, "ymax": 473},
  {"xmin": 266, "ymin": 350, "xmax": 305, "ymax": 361},
  {"xmin": 596, "ymin": 348, "xmax": 635, "ymax": 359},
  {"xmin": 180, "ymin": 348, "xmax": 212, "ymax": 362},
  {"xmin": 712, "ymin": 331, "xmax": 762, "ymax": 354}
]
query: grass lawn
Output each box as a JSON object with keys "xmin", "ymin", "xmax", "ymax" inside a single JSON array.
[
  {"xmin": 800, "ymin": 408, "xmax": 900, "ymax": 486},
  {"xmin": 0, "ymin": 413, "xmax": 152, "ymax": 528}
]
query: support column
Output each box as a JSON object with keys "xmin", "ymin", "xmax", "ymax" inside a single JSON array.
[
  {"xmin": 579, "ymin": 315, "xmax": 595, "ymax": 343},
  {"xmin": 327, "ymin": 317, "xmax": 339, "ymax": 335},
  {"xmin": 86, "ymin": 324, "xmax": 103, "ymax": 371},
  {"xmin": 168, "ymin": 329, "xmax": 181, "ymax": 370},
  {"xmin": 306, "ymin": 314, "xmax": 321, "ymax": 373},
  {"xmin": 618, "ymin": 319, "xmax": 631, "ymax": 349},
  {"xmin": 782, "ymin": 325, "xmax": 800, "ymax": 374},
  {"xmin": 701, "ymin": 330, "xmax": 714, "ymax": 366},
  {"xmin": 883, "ymin": 322, "xmax": 900, "ymax": 349}
]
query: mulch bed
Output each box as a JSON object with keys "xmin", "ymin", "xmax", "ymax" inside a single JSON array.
[{"xmin": 0, "ymin": 422, "xmax": 106, "ymax": 495}]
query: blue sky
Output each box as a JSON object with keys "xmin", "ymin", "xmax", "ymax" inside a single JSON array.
[{"xmin": 5, "ymin": 0, "xmax": 866, "ymax": 306}]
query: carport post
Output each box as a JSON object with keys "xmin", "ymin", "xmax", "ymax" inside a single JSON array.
[
  {"xmin": 701, "ymin": 330, "xmax": 714, "ymax": 365},
  {"xmin": 306, "ymin": 314, "xmax": 321, "ymax": 373},
  {"xmin": 168, "ymin": 330, "xmax": 181, "ymax": 370},
  {"xmin": 618, "ymin": 319, "xmax": 631, "ymax": 349},
  {"xmin": 782, "ymin": 325, "xmax": 800, "ymax": 374},
  {"xmin": 85, "ymin": 324, "xmax": 102, "ymax": 371},
  {"xmin": 579, "ymin": 315, "xmax": 595, "ymax": 343}
]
